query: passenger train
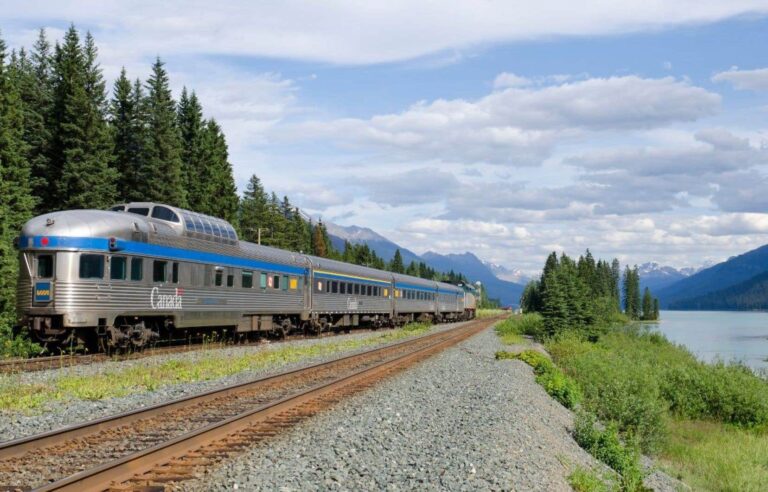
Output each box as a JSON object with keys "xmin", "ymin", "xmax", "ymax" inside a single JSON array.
[{"xmin": 15, "ymin": 202, "xmax": 476, "ymax": 350}]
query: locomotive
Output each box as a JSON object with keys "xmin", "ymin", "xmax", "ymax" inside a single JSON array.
[{"xmin": 15, "ymin": 202, "xmax": 477, "ymax": 350}]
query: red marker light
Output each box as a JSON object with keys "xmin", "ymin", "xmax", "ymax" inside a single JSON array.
[{"xmin": 41, "ymin": 237, "xmax": 49, "ymax": 246}]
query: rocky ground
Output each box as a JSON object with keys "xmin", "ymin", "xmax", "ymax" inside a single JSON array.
[{"xmin": 179, "ymin": 327, "xmax": 680, "ymax": 491}]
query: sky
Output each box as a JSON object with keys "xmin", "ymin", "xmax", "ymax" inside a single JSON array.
[{"xmin": 3, "ymin": 1, "xmax": 768, "ymax": 274}]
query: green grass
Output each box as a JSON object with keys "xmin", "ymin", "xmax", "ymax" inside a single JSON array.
[
  {"xmin": 0, "ymin": 322, "xmax": 432, "ymax": 412},
  {"xmin": 659, "ymin": 420, "xmax": 768, "ymax": 492},
  {"xmin": 494, "ymin": 313, "xmax": 544, "ymax": 344},
  {"xmin": 477, "ymin": 308, "xmax": 506, "ymax": 319}
]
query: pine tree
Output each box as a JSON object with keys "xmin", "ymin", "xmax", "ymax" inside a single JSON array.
[
  {"xmin": 653, "ymin": 298, "xmax": 660, "ymax": 321},
  {"xmin": 177, "ymin": 88, "xmax": 206, "ymax": 210},
  {"xmin": 390, "ymin": 249, "xmax": 405, "ymax": 273},
  {"xmin": 200, "ymin": 118, "xmax": 237, "ymax": 222},
  {"xmin": 109, "ymin": 69, "xmax": 147, "ymax": 202},
  {"xmin": 50, "ymin": 27, "xmax": 117, "ymax": 210},
  {"xmin": 25, "ymin": 29, "xmax": 54, "ymax": 211},
  {"xmin": 144, "ymin": 57, "xmax": 185, "ymax": 207},
  {"xmin": 311, "ymin": 220, "xmax": 328, "ymax": 258},
  {"xmin": 642, "ymin": 287, "xmax": 653, "ymax": 320},
  {"xmin": 0, "ymin": 33, "xmax": 35, "ymax": 331},
  {"xmin": 239, "ymin": 174, "xmax": 269, "ymax": 244}
]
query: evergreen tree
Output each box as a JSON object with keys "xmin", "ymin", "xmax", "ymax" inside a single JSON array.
[
  {"xmin": 0, "ymin": 33, "xmax": 35, "ymax": 331},
  {"xmin": 611, "ymin": 258, "xmax": 621, "ymax": 307},
  {"xmin": 239, "ymin": 174, "xmax": 269, "ymax": 243},
  {"xmin": 12, "ymin": 32, "xmax": 52, "ymax": 213},
  {"xmin": 642, "ymin": 287, "xmax": 653, "ymax": 320},
  {"xmin": 177, "ymin": 88, "xmax": 206, "ymax": 210},
  {"xmin": 311, "ymin": 220, "xmax": 328, "ymax": 258},
  {"xmin": 653, "ymin": 298, "xmax": 660, "ymax": 320},
  {"xmin": 109, "ymin": 69, "xmax": 147, "ymax": 202},
  {"xmin": 50, "ymin": 27, "xmax": 117, "ymax": 210},
  {"xmin": 200, "ymin": 118, "xmax": 237, "ymax": 222},
  {"xmin": 390, "ymin": 249, "xmax": 405, "ymax": 273},
  {"xmin": 144, "ymin": 57, "xmax": 185, "ymax": 207}
]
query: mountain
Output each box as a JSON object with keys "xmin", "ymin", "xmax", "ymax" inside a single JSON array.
[
  {"xmin": 637, "ymin": 262, "xmax": 690, "ymax": 293},
  {"xmin": 669, "ymin": 270, "xmax": 768, "ymax": 311},
  {"xmin": 484, "ymin": 261, "xmax": 532, "ymax": 285},
  {"xmin": 324, "ymin": 222, "xmax": 422, "ymax": 265},
  {"xmin": 658, "ymin": 244, "xmax": 768, "ymax": 308},
  {"xmin": 422, "ymin": 251, "xmax": 524, "ymax": 307}
]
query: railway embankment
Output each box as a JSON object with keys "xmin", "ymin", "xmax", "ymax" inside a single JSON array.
[
  {"xmin": 178, "ymin": 323, "xmax": 618, "ymax": 491},
  {"xmin": 0, "ymin": 321, "xmax": 454, "ymax": 442}
]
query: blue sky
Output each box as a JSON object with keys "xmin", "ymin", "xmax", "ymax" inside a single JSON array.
[{"xmin": 4, "ymin": 1, "xmax": 768, "ymax": 274}]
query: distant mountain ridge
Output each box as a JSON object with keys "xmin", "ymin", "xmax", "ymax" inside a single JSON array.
[
  {"xmin": 658, "ymin": 244, "xmax": 768, "ymax": 308},
  {"xmin": 324, "ymin": 222, "xmax": 524, "ymax": 307},
  {"xmin": 670, "ymin": 270, "xmax": 768, "ymax": 310},
  {"xmin": 484, "ymin": 261, "xmax": 532, "ymax": 285},
  {"xmin": 637, "ymin": 262, "xmax": 694, "ymax": 293}
]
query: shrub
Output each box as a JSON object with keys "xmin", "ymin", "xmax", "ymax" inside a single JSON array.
[
  {"xmin": 568, "ymin": 467, "xmax": 612, "ymax": 492},
  {"xmin": 574, "ymin": 413, "xmax": 646, "ymax": 492},
  {"xmin": 0, "ymin": 333, "xmax": 43, "ymax": 358},
  {"xmin": 500, "ymin": 349, "xmax": 582, "ymax": 409}
]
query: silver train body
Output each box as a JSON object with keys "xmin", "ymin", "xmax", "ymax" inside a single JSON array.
[{"xmin": 16, "ymin": 202, "xmax": 476, "ymax": 348}]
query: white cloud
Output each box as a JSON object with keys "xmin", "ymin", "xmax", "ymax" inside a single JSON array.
[
  {"xmin": 401, "ymin": 218, "xmax": 529, "ymax": 239},
  {"xmin": 674, "ymin": 213, "xmax": 768, "ymax": 236},
  {"xmin": 712, "ymin": 67, "xmax": 768, "ymax": 91},
  {"xmin": 4, "ymin": 1, "xmax": 767, "ymax": 65},
  {"xmin": 493, "ymin": 72, "xmax": 531, "ymax": 89},
  {"xmin": 289, "ymin": 76, "xmax": 719, "ymax": 166}
]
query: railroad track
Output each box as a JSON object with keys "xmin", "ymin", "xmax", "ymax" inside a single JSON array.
[
  {"xmin": 0, "ymin": 327, "xmax": 381, "ymax": 375},
  {"xmin": 0, "ymin": 316, "xmax": 498, "ymax": 491}
]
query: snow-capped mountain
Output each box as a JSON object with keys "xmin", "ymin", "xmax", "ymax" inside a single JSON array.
[
  {"xmin": 638, "ymin": 262, "xmax": 701, "ymax": 292},
  {"xmin": 484, "ymin": 261, "xmax": 533, "ymax": 285}
]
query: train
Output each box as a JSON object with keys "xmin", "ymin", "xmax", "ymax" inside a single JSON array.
[{"xmin": 15, "ymin": 202, "xmax": 477, "ymax": 351}]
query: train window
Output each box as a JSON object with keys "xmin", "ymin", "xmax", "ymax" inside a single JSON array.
[
  {"xmin": 111, "ymin": 256, "xmax": 127, "ymax": 280},
  {"xmin": 290, "ymin": 277, "xmax": 298, "ymax": 290},
  {"xmin": 130, "ymin": 258, "xmax": 143, "ymax": 281},
  {"xmin": 242, "ymin": 271, "xmax": 253, "ymax": 288},
  {"xmin": 366, "ymin": 285, "xmax": 372, "ymax": 296},
  {"xmin": 79, "ymin": 254, "xmax": 104, "ymax": 279},
  {"xmin": 202, "ymin": 219, "xmax": 213, "ymax": 235},
  {"xmin": 353, "ymin": 284, "xmax": 359, "ymax": 295},
  {"xmin": 316, "ymin": 280, "xmax": 323, "ymax": 292},
  {"xmin": 153, "ymin": 261, "xmax": 167, "ymax": 282},
  {"xmin": 261, "ymin": 272, "xmax": 268, "ymax": 289},
  {"xmin": 37, "ymin": 254, "xmax": 54, "ymax": 278},
  {"xmin": 282, "ymin": 275, "xmax": 288, "ymax": 290},
  {"xmin": 384, "ymin": 288, "xmax": 389, "ymax": 297},
  {"xmin": 330, "ymin": 281, "xmax": 337, "ymax": 294},
  {"xmin": 212, "ymin": 223, "xmax": 222, "ymax": 237},
  {"xmin": 227, "ymin": 274, "xmax": 234, "ymax": 287},
  {"xmin": 109, "ymin": 205, "xmax": 125, "ymax": 212},
  {"xmin": 270, "ymin": 275, "xmax": 279, "ymax": 289},
  {"xmin": 151, "ymin": 206, "xmax": 180, "ymax": 223},
  {"xmin": 215, "ymin": 270, "xmax": 223, "ymax": 286},
  {"xmin": 127, "ymin": 207, "xmax": 150, "ymax": 216},
  {"xmin": 171, "ymin": 262, "xmax": 179, "ymax": 283},
  {"xmin": 339, "ymin": 282, "xmax": 346, "ymax": 294}
]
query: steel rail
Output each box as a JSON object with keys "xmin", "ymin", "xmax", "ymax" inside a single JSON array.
[
  {"xmin": 0, "ymin": 318, "xmax": 495, "ymax": 461},
  {"xmin": 33, "ymin": 317, "xmax": 492, "ymax": 492}
]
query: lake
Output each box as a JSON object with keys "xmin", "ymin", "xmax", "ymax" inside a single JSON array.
[{"xmin": 643, "ymin": 310, "xmax": 768, "ymax": 372}]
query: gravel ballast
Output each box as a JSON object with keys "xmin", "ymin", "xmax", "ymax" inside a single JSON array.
[
  {"xmin": 179, "ymin": 326, "xmax": 633, "ymax": 491},
  {"xmin": 0, "ymin": 322, "xmax": 464, "ymax": 442}
]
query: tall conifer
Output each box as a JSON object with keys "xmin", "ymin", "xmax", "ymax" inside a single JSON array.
[
  {"xmin": 51, "ymin": 27, "xmax": 116, "ymax": 210},
  {"xmin": 109, "ymin": 69, "xmax": 147, "ymax": 202},
  {"xmin": 0, "ymin": 34, "xmax": 35, "ymax": 330},
  {"xmin": 144, "ymin": 57, "xmax": 185, "ymax": 207},
  {"xmin": 177, "ymin": 88, "xmax": 206, "ymax": 209},
  {"xmin": 200, "ymin": 118, "xmax": 238, "ymax": 222}
]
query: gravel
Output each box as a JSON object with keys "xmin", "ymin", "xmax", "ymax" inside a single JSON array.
[
  {"xmin": 0, "ymin": 322, "xmax": 464, "ymax": 443},
  {"xmin": 179, "ymin": 326, "xmax": 678, "ymax": 492}
]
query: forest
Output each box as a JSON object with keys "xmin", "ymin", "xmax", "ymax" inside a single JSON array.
[
  {"xmin": 0, "ymin": 26, "xmax": 473, "ymax": 350},
  {"xmin": 520, "ymin": 250, "xmax": 659, "ymax": 337}
]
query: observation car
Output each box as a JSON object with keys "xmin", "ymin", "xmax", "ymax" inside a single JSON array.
[{"xmin": 16, "ymin": 202, "xmax": 476, "ymax": 350}]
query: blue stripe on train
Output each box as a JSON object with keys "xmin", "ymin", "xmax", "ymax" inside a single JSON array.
[{"xmin": 19, "ymin": 235, "xmax": 307, "ymax": 276}]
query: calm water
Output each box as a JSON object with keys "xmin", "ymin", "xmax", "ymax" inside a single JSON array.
[{"xmin": 643, "ymin": 311, "xmax": 768, "ymax": 372}]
